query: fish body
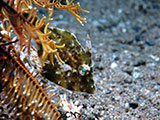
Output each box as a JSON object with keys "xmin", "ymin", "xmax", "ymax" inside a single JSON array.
[{"xmin": 38, "ymin": 27, "xmax": 95, "ymax": 94}]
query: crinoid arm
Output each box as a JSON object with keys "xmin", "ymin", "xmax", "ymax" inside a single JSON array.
[
  {"xmin": 0, "ymin": 43, "xmax": 63, "ymax": 120},
  {"xmin": 0, "ymin": 0, "xmax": 90, "ymax": 119},
  {"xmin": 0, "ymin": 0, "xmax": 66, "ymax": 64},
  {"xmin": 31, "ymin": 0, "xmax": 89, "ymax": 25}
]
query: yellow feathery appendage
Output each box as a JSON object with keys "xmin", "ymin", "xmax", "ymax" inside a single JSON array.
[
  {"xmin": 0, "ymin": 0, "xmax": 65, "ymax": 64},
  {"xmin": 0, "ymin": 44, "xmax": 62, "ymax": 120},
  {"xmin": 0, "ymin": 0, "xmax": 88, "ymax": 64},
  {"xmin": 56, "ymin": 0, "xmax": 89, "ymax": 26},
  {"xmin": 30, "ymin": 0, "xmax": 88, "ymax": 25},
  {"xmin": 0, "ymin": 0, "xmax": 89, "ymax": 119}
]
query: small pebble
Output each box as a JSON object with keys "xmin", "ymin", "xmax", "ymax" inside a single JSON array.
[
  {"xmin": 129, "ymin": 102, "xmax": 139, "ymax": 109},
  {"xmin": 110, "ymin": 62, "xmax": 118, "ymax": 69}
]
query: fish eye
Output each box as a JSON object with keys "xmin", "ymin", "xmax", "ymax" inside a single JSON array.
[
  {"xmin": 81, "ymin": 64, "xmax": 90, "ymax": 72},
  {"xmin": 81, "ymin": 67, "xmax": 87, "ymax": 72},
  {"xmin": 79, "ymin": 64, "xmax": 90, "ymax": 76}
]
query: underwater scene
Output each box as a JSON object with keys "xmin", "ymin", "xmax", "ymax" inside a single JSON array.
[{"xmin": 0, "ymin": 0, "xmax": 160, "ymax": 119}]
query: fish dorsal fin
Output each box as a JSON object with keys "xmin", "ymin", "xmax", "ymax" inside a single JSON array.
[{"xmin": 85, "ymin": 34, "xmax": 92, "ymax": 56}]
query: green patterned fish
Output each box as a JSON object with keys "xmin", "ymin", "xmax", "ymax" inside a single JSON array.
[{"xmin": 37, "ymin": 27, "xmax": 95, "ymax": 94}]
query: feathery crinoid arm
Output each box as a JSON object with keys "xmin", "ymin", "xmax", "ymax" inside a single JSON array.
[
  {"xmin": 0, "ymin": 36, "xmax": 62, "ymax": 120},
  {"xmin": 0, "ymin": 0, "xmax": 88, "ymax": 65},
  {"xmin": 31, "ymin": 0, "xmax": 89, "ymax": 25},
  {"xmin": 0, "ymin": 0, "xmax": 65, "ymax": 64},
  {"xmin": 0, "ymin": 0, "xmax": 88, "ymax": 119}
]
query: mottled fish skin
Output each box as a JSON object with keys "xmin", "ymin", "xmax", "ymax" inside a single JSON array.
[{"xmin": 37, "ymin": 27, "xmax": 95, "ymax": 94}]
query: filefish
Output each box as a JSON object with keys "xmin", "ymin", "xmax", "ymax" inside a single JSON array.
[{"xmin": 37, "ymin": 27, "xmax": 95, "ymax": 94}]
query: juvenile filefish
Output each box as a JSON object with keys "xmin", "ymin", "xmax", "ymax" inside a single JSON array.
[{"xmin": 37, "ymin": 27, "xmax": 95, "ymax": 94}]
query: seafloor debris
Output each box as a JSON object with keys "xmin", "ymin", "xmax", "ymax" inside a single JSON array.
[{"xmin": 60, "ymin": 94, "xmax": 83, "ymax": 120}]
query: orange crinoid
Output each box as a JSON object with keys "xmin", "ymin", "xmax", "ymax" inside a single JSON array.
[
  {"xmin": 0, "ymin": 0, "xmax": 88, "ymax": 64},
  {"xmin": 0, "ymin": 0, "xmax": 88, "ymax": 119}
]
